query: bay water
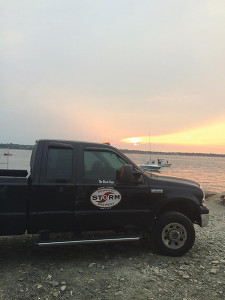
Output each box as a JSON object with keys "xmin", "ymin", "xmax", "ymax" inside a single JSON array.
[
  {"xmin": 127, "ymin": 153, "xmax": 225, "ymax": 192},
  {"xmin": 0, "ymin": 149, "xmax": 224, "ymax": 192}
]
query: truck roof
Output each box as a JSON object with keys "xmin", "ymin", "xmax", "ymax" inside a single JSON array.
[{"xmin": 36, "ymin": 139, "xmax": 117, "ymax": 150}]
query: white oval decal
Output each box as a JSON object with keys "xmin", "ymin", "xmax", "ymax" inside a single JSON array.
[{"xmin": 90, "ymin": 188, "xmax": 121, "ymax": 208}]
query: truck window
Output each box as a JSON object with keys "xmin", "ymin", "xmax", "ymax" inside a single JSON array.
[
  {"xmin": 84, "ymin": 150, "xmax": 127, "ymax": 182},
  {"xmin": 47, "ymin": 148, "xmax": 73, "ymax": 181}
]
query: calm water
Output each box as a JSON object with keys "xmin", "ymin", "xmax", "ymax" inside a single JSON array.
[
  {"xmin": 0, "ymin": 149, "xmax": 225, "ymax": 192},
  {"xmin": 127, "ymin": 153, "xmax": 225, "ymax": 192}
]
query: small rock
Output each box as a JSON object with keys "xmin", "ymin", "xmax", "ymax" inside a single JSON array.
[
  {"xmin": 37, "ymin": 284, "xmax": 42, "ymax": 289},
  {"xmin": 51, "ymin": 281, "xmax": 59, "ymax": 287},
  {"xmin": 47, "ymin": 274, "xmax": 52, "ymax": 279},
  {"xmin": 199, "ymin": 265, "xmax": 205, "ymax": 269},
  {"xmin": 148, "ymin": 277, "xmax": 156, "ymax": 282},
  {"xmin": 211, "ymin": 260, "xmax": 220, "ymax": 264},
  {"xmin": 182, "ymin": 274, "xmax": 190, "ymax": 279},
  {"xmin": 89, "ymin": 263, "xmax": 96, "ymax": 268},
  {"xmin": 61, "ymin": 285, "xmax": 66, "ymax": 292},
  {"xmin": 178, "ymin": 271, "xmax": 184, "ymax": 276},
  {"xmin": 210, "ymin": 268, "xmax": 218, "ymax": 274},
  {"xmin": 18, "ymin": 278, "xmax": 24, "ymax": 282},
  {"xmin": 115, "ymin": 291, "xmax": 123, "ymax": 296},
  {"xmin": 53, "ymin": 292, "xmax": 59, "ymax": 297},
  {"xmin": 205, "ymin": 256, "xmax": 214, "ymax": 261}
]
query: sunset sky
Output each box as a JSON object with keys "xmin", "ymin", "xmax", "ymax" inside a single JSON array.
[{"xmin": 1, "ymin": 0, "xmax": 225, "ymax": 154}]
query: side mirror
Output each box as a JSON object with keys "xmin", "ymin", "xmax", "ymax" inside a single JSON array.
[{"xmin": 120, "ymin": 164, "xmax": 134, "ymax": 182}]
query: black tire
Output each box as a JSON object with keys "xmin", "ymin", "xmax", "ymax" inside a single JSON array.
[{"xmin": 152, "ymin": 211, "xmax": 195, "ymax": 256}]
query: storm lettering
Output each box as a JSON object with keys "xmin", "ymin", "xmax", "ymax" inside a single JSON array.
[{"xmin": 90, "ymin": 188, "xmax": 122, "ymax": 208}]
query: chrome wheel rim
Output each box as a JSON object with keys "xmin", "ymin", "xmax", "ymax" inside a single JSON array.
[{"xmin": 162, "ymin": 222, "xmax": 187, "ymax": 249}]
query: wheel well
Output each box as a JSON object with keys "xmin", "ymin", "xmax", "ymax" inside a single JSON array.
[{"xmin": 157, "ymin": 200, "xmax": 201, "ymax": 225}]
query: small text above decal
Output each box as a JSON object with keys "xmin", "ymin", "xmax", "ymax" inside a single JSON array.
[{"xmin": 98, "ymin": 180, "xmax": 114, "ymax": 184}]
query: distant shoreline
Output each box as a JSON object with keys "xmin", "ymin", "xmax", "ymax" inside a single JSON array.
[
  {"xmin": 121, "ymin": 149, "xmax": 225, "ymax": 158},
  {"xmin": 0, "ymin": 143, "xmax": 33, "ymax": 150},
  {"xmin": 1, "ymin": 143, "xmax": 225, "ymax": 158}
]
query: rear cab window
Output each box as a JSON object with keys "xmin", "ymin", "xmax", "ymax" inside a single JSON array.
[
  {"xmin": 40, "ymin": 142, "xmax": 75, "ymax": 183},
  {"xmin": 47, "ymin": 148, "xmax": 73, "ymax": 180}
]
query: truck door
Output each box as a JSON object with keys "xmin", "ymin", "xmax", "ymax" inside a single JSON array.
[
  {"xmin": 76, "ymin": 147, "xmax": 152, "ymax": 232},
  {"xmin": 30, "ymin": 142, "xmax": 77, "ymax": 233}
]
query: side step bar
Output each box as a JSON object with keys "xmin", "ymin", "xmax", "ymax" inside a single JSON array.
[{"xmin": 36, "ymin": 236, "xmax": 141, "ymax": 247}]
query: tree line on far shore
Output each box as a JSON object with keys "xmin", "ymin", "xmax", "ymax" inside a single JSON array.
[
  {"xmin": 0, "ymin": 143, "xmax": 33, "ymax": 150},
  {"xmin": 0, "ymin": 143, "xmax": 225, "ymax": 157}
]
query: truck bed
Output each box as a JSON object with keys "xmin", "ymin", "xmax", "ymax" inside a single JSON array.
[{"xmin": 0, "ymin": 176, "xmax": 28, "ymax": 235}]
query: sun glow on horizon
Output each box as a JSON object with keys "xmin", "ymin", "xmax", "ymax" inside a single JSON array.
[{"xmin": 121, "ymin": 121, "xmax": 225, "ymax": 148}]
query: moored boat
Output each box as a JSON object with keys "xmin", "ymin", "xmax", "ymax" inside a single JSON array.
[
  {"xmin": 157, "ymin": 159, "xmax": 172, "ymax": 167},
  {"xmin": 139, "ymin": 161, "xmax": 161, "ymax": 172}
]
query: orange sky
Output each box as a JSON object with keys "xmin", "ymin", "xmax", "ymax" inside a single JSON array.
[{"xmin": 120, "ymin": 120, "xmax": 225, "ymax": 154}]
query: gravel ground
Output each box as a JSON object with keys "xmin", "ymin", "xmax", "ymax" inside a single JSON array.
[{"xmin": 0, "ymin": 198, "xmax": 224, "ymax": 300}]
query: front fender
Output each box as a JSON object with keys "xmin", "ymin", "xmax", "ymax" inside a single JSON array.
[{"xmin": 154, "ymin": 190, "xmax": 203, "ymax": 225}]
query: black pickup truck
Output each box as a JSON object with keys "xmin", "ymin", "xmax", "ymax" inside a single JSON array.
[{"xmin": 0, "ymin": 139, "xmax": 209, "ymax": 256}]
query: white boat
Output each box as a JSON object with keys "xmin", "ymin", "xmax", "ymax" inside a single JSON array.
[
  {"xmin": 139, "ymin": 132, "xmax": 162, "ymax": 172},
  {"xmin": 139, "ymin": 161, "xmax": 161, "ymax": 172},
  {"xmin": 157, "ymin": 159, "xmax": 172, "ymax": 167}
]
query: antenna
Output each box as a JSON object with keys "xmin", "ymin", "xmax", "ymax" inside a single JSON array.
[
  {"xmin": 149, "ymin": 131, "xmax": 151, "ymax": 162},
  {"xmin": 1, "ymin": 148, "xmax": 11, "ymax": 169},
  {"xmin": 6, "ymin": 149, "xmax": 9, "ymax": 169}
]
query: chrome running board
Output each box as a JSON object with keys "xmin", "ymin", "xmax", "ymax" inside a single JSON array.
[{"xmin": 36, "ymin": 236, "xmax": 141, "ymax": 247}]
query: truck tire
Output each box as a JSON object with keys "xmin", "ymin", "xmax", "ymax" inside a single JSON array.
[{"xmin": 152, "ymin": 211, "xmax": 195, "ymax": 256}]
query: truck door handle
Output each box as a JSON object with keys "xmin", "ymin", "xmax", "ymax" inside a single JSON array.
[{"xmin": 56, "ymin": 186, "xmax": 64, "ymax": 193}]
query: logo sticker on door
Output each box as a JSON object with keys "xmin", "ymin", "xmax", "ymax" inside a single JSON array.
[{"xmin": 90, "ymin": 188, "xmax": 121, "ymax": 208}]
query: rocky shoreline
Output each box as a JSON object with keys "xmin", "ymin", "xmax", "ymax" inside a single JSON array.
[{"xmin": 0, "ymin": 194, "xmax": 224, "ymax": 300}]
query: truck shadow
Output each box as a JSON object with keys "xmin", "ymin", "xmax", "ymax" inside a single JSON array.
[{"xmin": 0, "ymin": 234, "xmax": 156, "ymax": 267}]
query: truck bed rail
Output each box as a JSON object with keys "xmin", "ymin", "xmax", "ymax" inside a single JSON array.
[{"xmin": 0, "ymin": 169, "xmax": 28, "ymax": 177}]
